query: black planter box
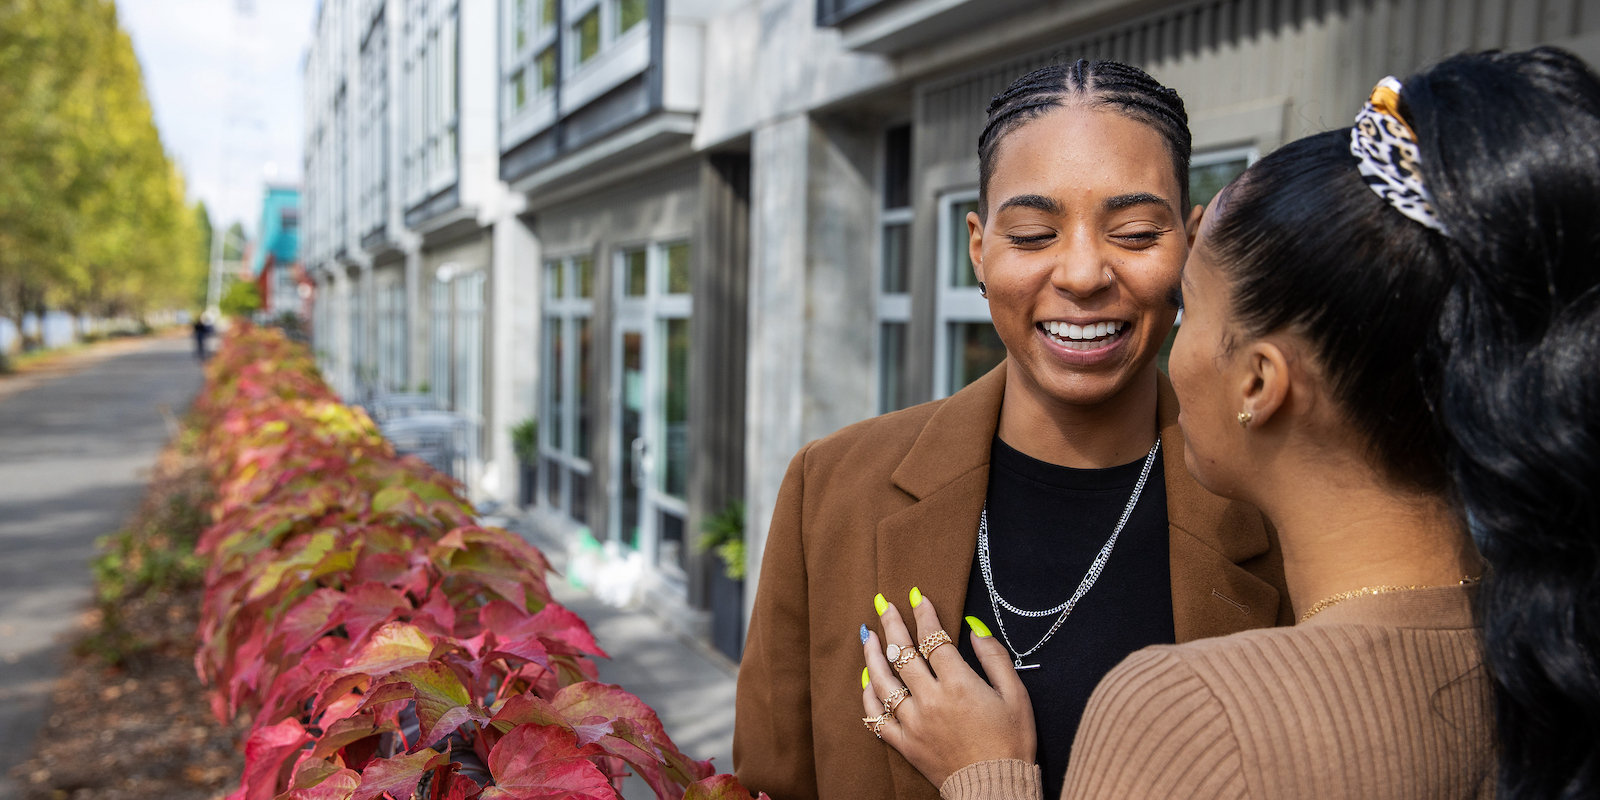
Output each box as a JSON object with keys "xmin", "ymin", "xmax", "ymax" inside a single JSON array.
[
  {"xmin": 711, "ymin": 567, "xmax": 744, "ymax": 662},
  {"xmin": 518, "ymin": 461, "xmax": 537, "ymax": 508}
]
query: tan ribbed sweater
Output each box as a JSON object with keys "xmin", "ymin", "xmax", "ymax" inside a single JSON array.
[{"xmin": 942, "ymin": 585, "xmax": 1494, "ymax": 800}]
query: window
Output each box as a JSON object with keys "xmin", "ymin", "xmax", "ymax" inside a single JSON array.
[
  {"xmin": 453, "ymin": 272, "xmax": 485, "ymax": 427},
  {"xmin": 611, "ymin": 241, "xmax": 692, "ymax": 582},
  {"xmin": 935, "ymin": 191, "xmax": 1003, "ymax": 398},
  {"xmin": 358, "ymin": 12, "xmax": 390, "ymax": 238},
  {"xmin": 377, "ymin": 281, "xmax": 407, "ymax": 391},
  {"xmin": 402, "ymin": 1, "xmax": 459, "ymax": 207},
  {"xmin": 504, "ymin": 0, "xmax": 558, "ymax": 122},
  {"xmin": 564, "ymin": 0, "xmax": 647, "ymax": 74},
  {"xmin": 536, "ymin": 47, "xmax": 556, "ymax": 92},
  {"xmin": 622, "ymin": 248, "xmax": 648, "ymax": 296},
  {"xmin": 430, "ymin": 279, "xmax": 451, "ymax": 406},
  {"xmin": 574, "ymin": 8, "xmax": 601, "ymax": 64},
  {"xmin": 878, "ymin": 124, "xmax": 912, "ymax": 414},
  {"xmin": 1156, "ymin": 146, "xmax": 1258, "ymax": 371},
  {"xmin": 1190, "ymin": 146, "xmax": 1255, "ymax": 210},
  {"xmin": 511, "ymin": 70, "xmax": 527, "ymax": 110},
  {"xmin": 664, "ymin": 242, "xmax": 691, "ymax": 295},
  {"xmin": 541, "ymin": 255, "xmax": 595, "ymax": 522},
  {"xmin": 618, "ymin": 0, "xmax": 646, "ymax": 33}
]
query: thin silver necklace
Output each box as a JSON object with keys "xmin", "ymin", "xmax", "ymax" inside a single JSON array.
[{"xmin": 978, "ymin": 439, "xmax": 1161, "ymax": 670}]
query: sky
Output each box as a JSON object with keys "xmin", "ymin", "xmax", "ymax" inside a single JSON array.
[{"xmin": 118, "ymin": 0, "xmax": 320, "ymax": 239}]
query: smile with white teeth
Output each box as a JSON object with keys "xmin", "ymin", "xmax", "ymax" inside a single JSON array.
[{"xmin": 1040, "ymin": 320, "xmax": 1127, "ymax": 351}]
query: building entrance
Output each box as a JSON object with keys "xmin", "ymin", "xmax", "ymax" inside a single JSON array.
[{"xmin": 611, "ymin": 242, "xmax": 692, "ymax": 589}]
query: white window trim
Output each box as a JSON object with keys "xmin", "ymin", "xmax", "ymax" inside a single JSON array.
[
  {"xmin": 1191, "ymin": 145, "xmax": 1260, "ymax": 172},
  {"xmin": 402, "ymin": 0, "xmax": 460, "ymax": 209},
  {"xmin": 609, "ymin": 241, "xmax": 692, "ymax": 583},
  {"xmin": 933, "ymin": 189, "xmax": 988, "ymax": 399},
  {"xmin": 539, "ymin": 255, "xmax": 596, "ymax": 521}
]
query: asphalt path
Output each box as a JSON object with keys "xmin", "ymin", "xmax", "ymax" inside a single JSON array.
[{"xmin": 0, "ymin": 336, "xmax": 201, "ymax": 797}]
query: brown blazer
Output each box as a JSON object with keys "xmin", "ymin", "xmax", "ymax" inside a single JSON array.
[{"xmin": 732, "ymin": 364, "xmax": 1292, "ymax": 800}]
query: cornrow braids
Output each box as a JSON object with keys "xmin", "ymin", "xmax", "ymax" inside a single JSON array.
[{"xmin": 977, "ymin": 58, "xmax": 1193, "ymax": 220}]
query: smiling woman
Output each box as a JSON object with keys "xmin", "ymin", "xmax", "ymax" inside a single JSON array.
[{"xmin": 733, "ymin": 59, "xmax": 1291, "ymax": 800}]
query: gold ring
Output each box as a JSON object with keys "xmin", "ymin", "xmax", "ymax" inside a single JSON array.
[
  {"xmin": 861, "ymin": 712, "xmax": 891, "ymax": 739},
  {"xmin": 885, "ymin": 642, "xmax": 918, "ymax": 671},
  {"xmin": 881, "ymin": 685, "xmax": 911, "ymax": 717},
  {"xmin": 918, "ymin": 630, "xmax": 952, "ymax": 659}
]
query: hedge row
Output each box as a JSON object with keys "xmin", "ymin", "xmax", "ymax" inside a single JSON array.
[{"xmin": 191, "ymin": 326, "xmax": 761, "ymax": 800}]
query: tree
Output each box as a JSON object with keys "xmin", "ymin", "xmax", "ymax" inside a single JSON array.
[{"xmin": 0, "ymin": 0, "xmax": 206, "ymax": 350}]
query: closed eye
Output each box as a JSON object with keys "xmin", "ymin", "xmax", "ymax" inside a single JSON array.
[{"xmin": 1006, "ymin": 233, "xmax": 1054, "ymax": 246}]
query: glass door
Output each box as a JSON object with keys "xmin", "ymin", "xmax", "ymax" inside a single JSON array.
[{"xmin": 611, "ymin": 243, "xmax": 692, "ymax": 586}]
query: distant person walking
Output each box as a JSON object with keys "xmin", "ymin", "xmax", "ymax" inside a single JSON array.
[{"xmin": 192, "ymin": 313, "xmax": 214, "ymax": 360}]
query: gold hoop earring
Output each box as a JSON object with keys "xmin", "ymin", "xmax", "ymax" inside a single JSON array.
[{"xmin": 1237, "ymin": 411, "xmax": 1253, "ymax": 428}]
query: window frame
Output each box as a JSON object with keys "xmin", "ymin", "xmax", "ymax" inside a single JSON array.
[
  {"xmin": 932, "ymin": 189, "xmax": 993, "ymax": 399},
  {"xmin": 876, "ymin": 123, "xmax": 913, "ymax": 415},
  {"xmin": 539, "ymin": 254, "xmax": 596, "ymax": 523},
  {"xmin": 608, "ymin": 240, "xmax": 693, "ymax": 583},
  {"xmin": 402, "ymin": 0, "xmax": 460, "ymax": 209}
]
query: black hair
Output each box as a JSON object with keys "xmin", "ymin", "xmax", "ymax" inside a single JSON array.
[
  {"xmin": 978, "ymin": 59, "xmax": 1192, "ymax": 220},
  {"xmin": 1208, "ymin": 47, "xmax": 1600, "ymax": 798},
  {"xmin": 1409, "ymin": 47, "xmax": 1600, "ymax": 800},
  {"xmin": 1205, "ymin": 130, "xmax": 1453, "ymax": 491}
]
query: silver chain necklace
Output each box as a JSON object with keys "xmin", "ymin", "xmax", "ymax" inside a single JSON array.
[{"xmin": 978, "ymin": 439, "xmax": 1160, "ymax": 670}]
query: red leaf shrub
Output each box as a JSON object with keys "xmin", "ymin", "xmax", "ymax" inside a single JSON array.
[{"xmin": 192, "ymin": 326, "xmax": 766, "ymax": 800}]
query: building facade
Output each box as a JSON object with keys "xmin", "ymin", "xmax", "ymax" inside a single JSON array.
[
  {"xmin": 252, "ymin": 185, "xmax": 304, "ymax": 317},
  {"xmin": 303, "ymin": 0, "xmax": 1600, "ymax": 657}
]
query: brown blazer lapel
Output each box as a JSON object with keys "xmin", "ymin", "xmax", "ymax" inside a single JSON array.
[
  {"xmin": 1157, "ymin": 373, "xmax": 1285, "ymax": 640},
  {"xmin": 874, "ymin": 364, "xmax": 1005, "ymax": 799}
]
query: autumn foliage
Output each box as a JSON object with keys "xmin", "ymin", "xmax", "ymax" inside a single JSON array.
[{"xmin": 192, "ymin": 326, "xmax": 762, "ymax": 800}]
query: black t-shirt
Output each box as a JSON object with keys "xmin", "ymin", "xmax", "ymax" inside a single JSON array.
[{"xmin": 958, "ymin": 437, "xmax": 1175, "ymax": 798}]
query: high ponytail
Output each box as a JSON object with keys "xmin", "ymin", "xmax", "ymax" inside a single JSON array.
[
  {"xmin": 1405, "ymin": 48, "xmax": 1600, "ymax": 799},
  {"xmin": 1204, "ymin": 46, "xmax": 1600, "ymax": 797}
]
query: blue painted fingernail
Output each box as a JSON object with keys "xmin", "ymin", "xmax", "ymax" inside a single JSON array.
[{"xmin": 859, "ymin": 623, "xmax": 870, "ymax": 644}]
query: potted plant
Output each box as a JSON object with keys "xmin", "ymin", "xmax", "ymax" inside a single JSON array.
[
  {"xmin": 699, "ymin": 501, "xmax": 746, "ymax": 661},
  {"xmin": 511, "ymin": 417, "xmax": 538, "ymax": 508}
]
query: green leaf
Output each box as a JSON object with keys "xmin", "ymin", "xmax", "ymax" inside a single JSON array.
[
  {"xmin": 370, "ymin": 485, "xmax": 416, "ymax": 515},
  {"xmin": 247, "ymin": 531, "xmax": 337, "ymax": 601},
  {"xmin": 393, "ymin": 661, "xmax": 489, "ymax": 749},
  {"xmin": 284, "ymin": 767, "xmax": 361, "ymax": 800},
  {"xmin": 353, "ymin": 749, "xmax": 447, "ymax": 800},
  {"xmin": 309, "ymin": 713, "xmax": 397, "ymax": 760},
  {"xmin": 341, "ymin": 622, "xmax": 434, "ymax": 677}
]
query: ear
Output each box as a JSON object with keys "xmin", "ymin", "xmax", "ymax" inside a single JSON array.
[
  {"xmin": 1238, "ymin": 340, "xmax": 1290, "ymax": 430},
  {"xmin": 967, "ymin": 210, "xmax": 986, "ymax": 285},
  {"xmin": 1185, "ymin": 204, "xmax": 1205, "ymax": 249}
]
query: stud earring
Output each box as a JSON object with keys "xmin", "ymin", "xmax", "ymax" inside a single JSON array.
[
  {"xmin": 1237, "ymin": 411, "xmax": 1253, "ymax": 428},
  {"xmin": 978, "ymin": 281, "xmax": 987, "ymax": 298}
]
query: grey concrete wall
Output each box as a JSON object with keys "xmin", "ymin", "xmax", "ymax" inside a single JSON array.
[{"xmin": 743, "ymin": 112, "xmax": 879, "ymax": 620}]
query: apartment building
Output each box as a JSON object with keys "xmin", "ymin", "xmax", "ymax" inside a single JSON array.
[{"xmin": 303, "ymin": 0, "xmax": 1600, "ymax": 658}]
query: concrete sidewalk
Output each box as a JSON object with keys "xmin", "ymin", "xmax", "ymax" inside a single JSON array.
[
  {"xmin": 0, "ymin": 336, "xmax": 203, "ymax": 800},
  {"xmin": 500, "ymin": 514, "xmax": 739, "ymax": 798}
]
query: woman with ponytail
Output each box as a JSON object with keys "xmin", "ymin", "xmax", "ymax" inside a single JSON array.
[{"xmin": 859, "ymin": 46, "xmax": 1600, "ymax": 799}]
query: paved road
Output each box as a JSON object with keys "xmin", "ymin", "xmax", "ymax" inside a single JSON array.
[{"xmin": 0, "ymin": 337, "xmax": 202, "ymax": 797}]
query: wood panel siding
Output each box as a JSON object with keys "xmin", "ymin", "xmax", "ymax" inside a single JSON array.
[{"xmin": 688, "ymin": 153, "xmax": 751, "ymax": 611}]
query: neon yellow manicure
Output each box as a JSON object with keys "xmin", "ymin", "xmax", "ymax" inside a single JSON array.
[
  {"xmin": 966, "ymin": 616, "xmax": 993, "ymax": 637},
  {"xmin": 910, "ymin": 587, "xmax": 923, "ymax": 608},
  {"xmin": 861, "ymin": 666, "xmax": 870, "ymax": 688},
  {"xmin": 873, "ymin": 593, "xmax": 888, "ymax": 616}
]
